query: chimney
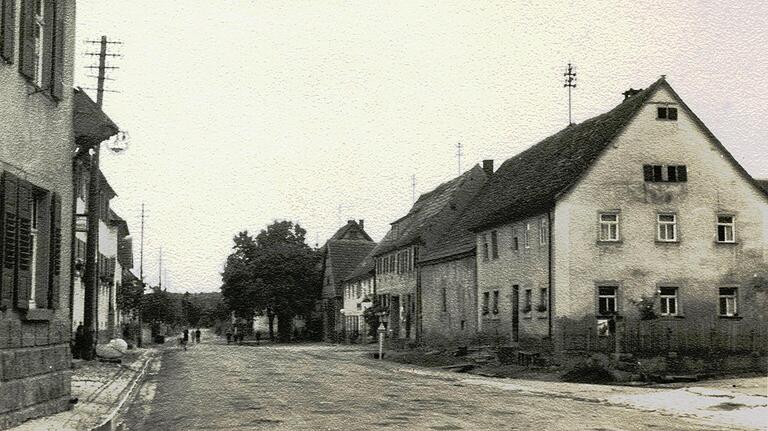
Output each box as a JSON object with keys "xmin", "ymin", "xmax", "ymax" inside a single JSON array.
[
  {"xmin": 358, "ymin": 219, "xmax": 364, "ymax": 230},
  {"xmin": 347, "ymin": 219, "xmax": 355, "ymax": 225},
  {"xmin": 622, "ymin": 88, "xmax": 643, "ymax": 100},
  {"xmin": 482, "ymin": 159, "xmax": 494, "ymax": 177}
]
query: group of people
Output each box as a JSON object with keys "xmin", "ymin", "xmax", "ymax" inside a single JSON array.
[{"xmin": 180, "ymin": 328, "xmax": 202, "ymax": 351}]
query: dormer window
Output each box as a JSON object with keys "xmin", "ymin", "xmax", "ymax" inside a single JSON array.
[{"xmin": 657, "ymin": 106, "xmax": 678, "ymax": 121}]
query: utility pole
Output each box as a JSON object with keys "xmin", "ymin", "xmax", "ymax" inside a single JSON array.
[
  {"xmin": 411, "ymin": 174, "xmax": 416, "ymax": 203},
  {"xmin": 158, "ymin": 247, "xmax": 163, "ymax": 290},
  {"xmin": 564, "ymin": 62, "xmax": 577, "ymax": 125},
  {"xmin": 456, "ymin": 142, "xmax": 463, "ymax": 175},
  {"xmin": 137, "ymin": 203, "xmax": 145, "ymax": 347}
]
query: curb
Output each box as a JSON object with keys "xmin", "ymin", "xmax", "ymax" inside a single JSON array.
[{"xmin": 89, "ymin": 350, "xmax": 157, "ymax": 431}]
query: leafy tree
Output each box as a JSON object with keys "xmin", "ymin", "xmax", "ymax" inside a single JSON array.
[{"xmin": 220, "ymin": 221, "xmax": 321, "ymax": 342}]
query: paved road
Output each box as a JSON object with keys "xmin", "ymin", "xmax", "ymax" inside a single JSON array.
[{"xmin": 117, "ymin": 338, "xmax": 743, "ymax": 430}]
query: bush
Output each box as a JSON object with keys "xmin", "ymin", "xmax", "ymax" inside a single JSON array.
[{"xmin": 561, "ymin": 362, "xmax": 615, "ymax": 383}]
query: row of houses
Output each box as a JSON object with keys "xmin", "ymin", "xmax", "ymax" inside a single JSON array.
[
  {"xmin": 319, "ymin": 77, "xmax": 768, "ymax": 355},
  {"xmin": 1, "ymin": 1, "xmax": 137, "ymax": 427}
]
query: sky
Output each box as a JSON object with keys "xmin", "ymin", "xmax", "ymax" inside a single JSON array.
[{"xmin": 74, "ymin": 1, "xmax": 768, "ymax": 293}]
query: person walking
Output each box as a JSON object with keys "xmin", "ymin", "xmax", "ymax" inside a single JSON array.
[
  {"xmin": 182, "ymin": 328, "xmax": 189, "ymax": 351},
  {"xmin": 195, "ymin": 328, "xmax": 201, "ymax": 344}
]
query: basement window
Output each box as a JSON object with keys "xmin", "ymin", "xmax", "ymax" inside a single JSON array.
[{"xmin": 657, "ymin": 106, "xmax": 678, "ymax": 121}]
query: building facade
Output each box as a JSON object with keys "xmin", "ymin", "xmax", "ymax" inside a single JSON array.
[
  {"xmin": 467, "ymin": 78, "xmax": 768, "ymax": 353},
  {"xmin": 0, "ymin": 0, "xmax": 77, "ymax": 427},
  {"xmin": 341, "ymin": 252, "xmax": 375, "ymax": 343},
  {"xmin": 319, "ymin": 220, "xmax": 375, "ymax": 342}
]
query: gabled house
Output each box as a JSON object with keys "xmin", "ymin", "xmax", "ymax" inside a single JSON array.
[
  {"xmin": 463, "ymin": 77, "xmax": 768, "ymax": 353},
  {"xmin": 319, "ymin": 219, "xmax": 375, "ymax": 342},
  {"xmin": 373, "ymin": 164, "xmax": 489, "ymax": 342},
  {"xmin": 0, "ymin": 0, "xmax": 76, "ymax": 426},
  {"xmin": 340, "ymin": 249, "xmax": 376, "ymax": 343}
]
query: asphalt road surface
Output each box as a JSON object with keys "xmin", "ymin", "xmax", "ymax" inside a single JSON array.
[{"xmin": 117, "ymin": 337, "xmax": 741, "ymax": 430}]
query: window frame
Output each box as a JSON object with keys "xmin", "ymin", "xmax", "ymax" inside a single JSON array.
[
  {"xmin": 523, "ymin": 288, "xmax": 532, "ymax": 313},
  {"xmin": 511, "ymin": 226, "xmax": 519, "ymax": 251},
  {"xmin": 716, "ymin": 214, "xmax": 736, "ymax": 243},
  {"xmin": 596, "ymin": 285, "xmax": 618, "ymax": 316},
  {"xmin": 658, "ymin": 286, "xmax": 679, "ymax": 316},
  {"xmin": 481, "ymin": 234, "xmax": 489, "ymax": 261},
  {"xmin": 524, "ymin": 223, "xmax": 531, "ymax": 249},
  {"xmin": 481, "ymin": 291, "xmax": 490, "ymax": 315},
  {"xmin": 718, "ymin": 287, "xmax": 738, "ymax": 317},
  {"xmin": 657, "ymin": 106, "xmax": 678, "ymax": 121},
  {"xmin": 539, "ymin": 217, "xmax": 548, "ymax": 245},
  {"xmin": 657, "ymin": 213, "xmax": 678, "ymax": 242},
  {"xmin": 598, "ymin": 212, "xmax": 620, "ymax": 242},
  {"xmin": 492, "ymin": 290, "xmax": 499, "ymax": 315},
  {"xmin": 490, "ymin": 230, "xmax": 499, "ymax": 259}
]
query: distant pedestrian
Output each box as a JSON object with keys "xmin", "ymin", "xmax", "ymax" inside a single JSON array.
[
  {"xmin": 195, "ymin": 328, "xmax": 201, "ymax": 344},
  {"xmin": 182, "ymin": 329, "xmax": 189, "ymax": 351}
]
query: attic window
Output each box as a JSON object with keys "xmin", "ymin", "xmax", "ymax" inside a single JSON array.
[
  {"xmin": 643, "ymin": 165, "xmax": 687, "ymax": 182},
  {"xmin": 657, "ymin": 106, "xmax": 678, "ymax": 121}
]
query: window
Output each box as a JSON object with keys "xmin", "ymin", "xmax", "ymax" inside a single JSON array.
[
  {"xmin": 597, "ymin": 286, "xmax": 617, "ymax": 315},
  {"xmin": 523, "ymin": 289, "xmax": 532, "ymax": 313},
  {"xmin": 716, "ymin": 215, "xmax": 735, "ymax": 243},
  {"xmin": 482, "ymin": 291, "xmax": 490, "ymax": 315},
  {"xmin": 524, "ymin": 223, "xmax": 531, "ymax": 248},
  {"xmin": 599, "ymin": 213, "xmax": 619, "ymax": 241},
  {"xmin": 511, "ymin": 227, "xmax": 519, "ymax": 251},
  {"xmin": 539, "ymin": 217, "xmax": 548, "ymax": 245},
  {"xmin": 538, "ymin": 288, "xmax": 548, "ymax": 311},
  {"xmin": 441, "ymin": 286, "xmax": 447, "ymax": 312},
  {"xmin": 657, "ymin": 106, "xmax": 678, "ymax": 120},
  {"xmin": 490, "ymin": 230, "xmax": 499, "ymax": 259},
  {"xmin": 492, "ymin": 290, "xmax": 499, "ymax": 314},
  {"xmin": 29, "ymin": 193, "xmax": 39, "ymax": 308},
  {"xmin": 659, "ymin": 287, "xmax": 678, "ymax": 316},
  {"xmin": 718, "ymin": 288, "xmax": 737, "ymax": 316},
  {"xmin": 643, "ymin": 165, "xmax": 687, "ymax": 182},
  {"xmin": 657, "ymin": 213, "xmax": 677, "ymax": 242},
  {"xmin": 481, "ymin": 234, "xmax": 489, "ymax": 261}
]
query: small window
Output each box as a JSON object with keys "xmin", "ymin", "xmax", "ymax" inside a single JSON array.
[
  {"xmin": 492, "ymin": 290, "xmax": 499, "ymax": 314},
  {"xmin": 482, "ymin": 291, "xmax": 490, "ymax": 315},
  {"xmin": 659, "ymin": 286, "xmax": 678, "ymax": 316},
  {"xmin": 643, "ymin": 164, "xmax": 687, "ymax": 182},
  {"xmin": 718, "ymin": 288, "xmax": 737, "ymax": 316},
  {"xmin": 490, "ymin": 230, "xmax": 499, "ymax": 259},
  {"xmin": 597, "ymin": 286, "xmax": 617, "ymax": 315},
  {"xmin": 511, "ymin": 227, "xmax": 519, "ymax": 251},
  {"xmin": 539, "ymin": 288, "xmax": 548, "ymax": 311},
  {"xmin": 599, "ymin": 213, "xmax": 619, "ymax": 241},
  {"xmin": 657, "ymin": 106, "xmax": 678, "ymax": 121},
  {"xmin": 524, "ymin": 223, "xmax": 531, "ymax": 248},
  {"xmin": 716, "ymin": 215, "xmax": 735, "ymax": 243},
  {"xmin": 657, "ymin": 213, "xmax": 677, "ymax": 242},
  {"xmin": 481, "ymin": 234, "xmax": 489, "ymax": 261},
  {"xmin": 539, "ymin": 217, "xmax": 548, "ymax": 245},
  {"xmin": 523, "ymin": 289, "xmax": 532, "ymax": 313}
]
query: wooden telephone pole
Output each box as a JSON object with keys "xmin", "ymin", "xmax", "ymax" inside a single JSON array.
[{"xmin": 564, "ymin": 63, "xmax": 577, "ymax": 125}]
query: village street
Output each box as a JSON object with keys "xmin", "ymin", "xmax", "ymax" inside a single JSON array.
[{"xmin": 114, "ymin": 336, "xmax": 761, "ymax": 431}]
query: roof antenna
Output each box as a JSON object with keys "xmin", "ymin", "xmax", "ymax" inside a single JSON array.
[
  {"xmin": 564, "ymin": 63, "xmax": 577, "ymax": 125},
  {"xmin": 456, "ymin": 142, "xmax": 463, "ymax": 175},
  {"xmin": 411, "ymin": 174, "xmax": 416, "ymax": 203}
]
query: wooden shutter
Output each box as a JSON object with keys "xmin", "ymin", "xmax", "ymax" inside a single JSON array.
[
  {"xmin": 48, "ymin": 192, "xmax": 61, "ymax": 308},
  {"xmin": 50, "ymin": 0, "xmax": 63, "ymax": 99},
  {"xmin": 18, "ymin": 0, "xmax": 33, "ymax": 78},
  {"xmin": 15, "ymin": 179, "xmax": 32, "ymax": 309},
  {"xmin": 40, "ymin": 0, "xmax": 52, "ymax": 90},
  {"xmin": 1, "ymin": 0, "xmax": 15, "ymax": 62},
  {"xmin": 0, "ymin": 172, "xmax": 18, "ymax": 309}
]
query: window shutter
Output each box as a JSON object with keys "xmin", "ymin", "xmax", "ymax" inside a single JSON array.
[
  {"xmin": 15, "ymin": 179, "xmax": 32, "ymax": 309},
  {"xmin": 1, "ymin": 0, "xmax": 15, "ymax": 63},
  {"xmin": 40, "ymin": 0, "xmax": 53, "ymax": 90},
  {"xmin": 17, "ymin": 0, "xmax": 34, "ymax": 79},
  {"xmin": 643, "ymin": 165, "xmax": 653, "ymax": 182},
  {"xmin": 50, "ymin": 0, "xmax": 63, "ymax": 99},
  {"xmin": 48, "ymin": 192, "xmax": 61, "ymax": 308},
  {"xmin": 677, "ymin": 165, "xmax": 687, "ymax": 182},
  {"xmin": 1, "ymin": 172, "xmax": 19, "ymax": 309}
]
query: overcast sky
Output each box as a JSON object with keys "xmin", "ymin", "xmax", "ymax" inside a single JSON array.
[{"xmin": 74, "ymin": 1, "xmax": 768, "ymax": 293}]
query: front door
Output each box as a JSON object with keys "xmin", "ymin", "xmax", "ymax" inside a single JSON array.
[
  {"xmin": 511, "ymin": 285, "xmax": 519, "ymax": 342},
  {"xmin": 390, "ymin": 295, "xmax": 400, "ymax": 338}
]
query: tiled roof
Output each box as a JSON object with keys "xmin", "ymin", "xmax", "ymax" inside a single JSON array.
[
  {"xmin": 756, "ymin": 179, "xmax": 768, "ymax": 194},
  {"xmin": 418, "ymin": 208, "xmax": 477, "ymax": 264},
  {"xmin": 464, "ymin": 78, "xmax": 664, "ymax": 232},
  {"xmin": 327, "ymin": 240, "xmax": 377, "ymax": 285},
  {"xmin": 344, "ymin": 248, "xmax": 376, "ymax": 282},
  {"xmin": 329, "ymin": 220, "xmax": 372, "ymax": 242},
  {"xmin": 73, "ymin": 88, "xmax": 119, "ymax": 145},
  {"xmin": 374, "ymin": 164, "xmax": 487, "ymax": 256}
]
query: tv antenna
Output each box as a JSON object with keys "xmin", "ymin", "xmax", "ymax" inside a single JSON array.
[
  {"xmin": 456, "ymin": 142, "xmax": 463, "ymax": 175},
  {"xmin": 564, "ymin": 63, "xmax": 577, "ymax": 125}
]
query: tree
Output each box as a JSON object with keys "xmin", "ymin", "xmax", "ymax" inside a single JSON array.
[{"xmin": 220, "ymin": 221, "xmax": 322, "ymax": 342}]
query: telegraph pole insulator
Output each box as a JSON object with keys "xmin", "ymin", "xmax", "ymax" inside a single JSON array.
[{"xmin": 564, "ymin": 63, "xmax": 577, "ymax": 125}]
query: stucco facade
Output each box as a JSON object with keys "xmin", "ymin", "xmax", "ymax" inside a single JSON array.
[
  {"xmin": 0, "ymin": 0, "xmax": 77, "ymax": 427},
  {"xmin": 341, "ymin": 275, "xmax": 374, "ymax": 342},
  {"xmin": 420, "ymin": 254, "xmax": 477, "ymax": 346}
]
